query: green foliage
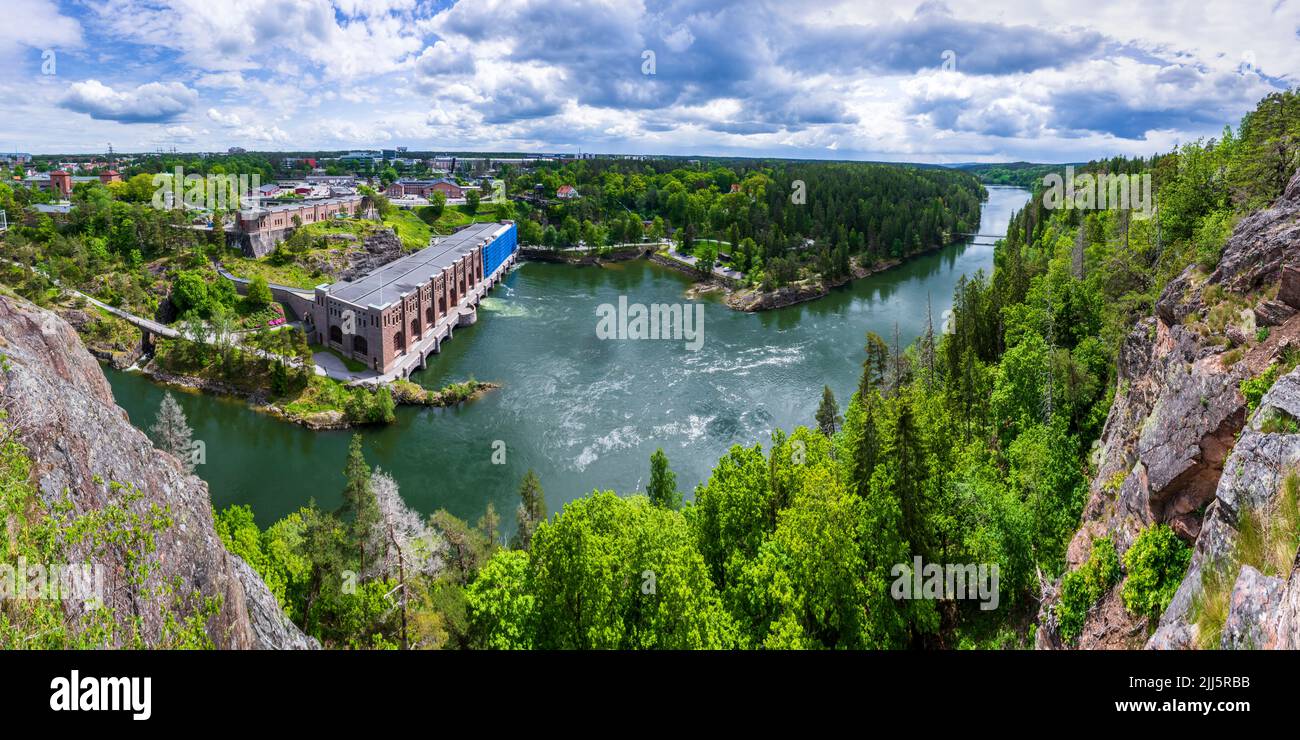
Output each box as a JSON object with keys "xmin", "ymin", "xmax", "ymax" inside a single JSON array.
[
  {"xmin": 647, "ymin": 448, "xmax": 681, "ymax": 510},
  {"xmin": 506, "ymin": 158, "xmax": 983, "ymax": 280},
  {"xmin": 1121, "ymin": 524, "xmax": 1192, "ymax": 620},
  {"xmin": 1054, "ymin": 537, "xmax": 1120, "ymax": 644},
  {"xmin": 340, "ymin": 435, "xmax": 380, "ymax": 573},
  {"xmin": 487, "ymin": 491, "xmax": 738, "ymax": 649},
  {"xmin": 1191, "ymin": 564, "xmax": 1232, "ymax": 650},
  {"xmin": 815, "ymin": 385, "xmax": 841, "ymax": 436},
  {"xmin": 1241, "ymin": 364, "xmax": 1282, "ymax": 413},
  {"xmin": 465, "ymin": 549, "xmax": 535, "ymax": 649},
  {"xmin": 1193, "ymin": 210, "xmax": 1235, "ymax": 271},
  {"xmin": 171, "ymin": 270, "xmax": 212, "ymax": 317},
  {"xmin": 512, "ymin": 469, "xmax": 546, "ymax": 550},
  {"xmin": 245, "ymin": 274, "xmax": 273, "ymax": 309}
]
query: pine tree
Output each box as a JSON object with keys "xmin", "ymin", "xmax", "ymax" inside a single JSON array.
[
  {"xmin": 815, "ymin": 385, "xmax": 841, "ymax": 437},
  {"xmin": 340, "ymin": 434, "xmax": 379, "ymax": 573},
  {"xmin": 151, "ymin": 393, "xmax": 195, "ymax": 472},
  {"xmin": 921, "ymin": 294, "xmax": 936, "ymax": 385},
  {"xmin": 647, "ymin": 448, "xmax": 681, "ymax": 509},
  {"xmin": 513, "ymin": 469, "xmax": 546, "ymax": 550},
  {"xmin": 862, "ymin": 331, "xmax": 890, "ymax": 396},
  {"xmin": 478, "ymin": 501, "xmax": 500, "ymax": 546},
  {"xmin": 889, "ymin": 394, "xmax": 932, "ymax": 561}
]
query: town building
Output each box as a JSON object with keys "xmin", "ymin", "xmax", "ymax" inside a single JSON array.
[
  {"xmin": 307, "ymin": 221, "xmax": 518, "ymax": 377},
  {"xmin": 385, "ymin": 178, "xmax": 471, "ymax": 199},
  {"xmin": 49, "ymin": 170, "xmax": 72, "ymax": 197},
  {"xmin": 23, "ymin": 171, "xmax": 99, "ymax": 196},
  {"xmin": 234, "ymin": 195, "xmax": 364, "ymax": 256},
  {"xmin": 557, "ymin": 184, "xmax": 580, "ymax": 199}
]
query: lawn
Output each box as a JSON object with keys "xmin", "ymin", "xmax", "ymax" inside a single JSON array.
[
  {"xmin": 383, "ymin": 209, "xmax": 433, "ymax": 250},
  {"xmin": 422, "ymin": 203, "xmax": 510, "ymax": 235},
  {"xmin": 222, "ymin": 254, "xmax": 328, "ymax": 291}
]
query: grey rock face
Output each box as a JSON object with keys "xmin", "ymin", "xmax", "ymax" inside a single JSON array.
[
  {"xmin": 1254, "ymin": 299, "xmax": 1296, "ymax": 327},
  {"xmin": 1146, "ymin": 369, "xmax": 1300, "ymax": 650},
  {"xmin": 0, "ymin": 294, "xmax": 316, "ymax": 649},
  {"xmin": 1044, "ymin": 168, "xmax": 1300, "ymax": 650},
  {"xmin": 1220, "ymin": 566, "xmax": 1286, "ymax": 650},
  {"xmin": 337, "ymin": 228, "xmax": 406, "ymax": 282},
  {"xmin": 1208, "ymin": 176, "xmax": 1300, "ymax": 297}
]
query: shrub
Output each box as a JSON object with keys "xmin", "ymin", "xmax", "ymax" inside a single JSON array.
[
  {"xmin": 1193, "ymin": 210, "xmax": 1235, "ymax": 271},
  {"xmin": 1122, "ymin": 524, "xmax": 1191, "ymax": 620},
  {"xmin": 1241, "ymin": 365, "xmax": 1281, "ymax": 413},
  {"xmin": 171, "ymin": 270, "xmax": 211, "ymax": 317},
  {"xmin": 246, "ymin": 274, "xmax": 273, "ymax": 309},
  {"xmin": 1055, "ymin": 537, "xmax": 1120, "ymax": 644}
]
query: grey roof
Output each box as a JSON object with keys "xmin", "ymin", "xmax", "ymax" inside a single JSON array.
[{"xmin": 326, "ymin": 222, "xmax": 508, "ymax": 310}]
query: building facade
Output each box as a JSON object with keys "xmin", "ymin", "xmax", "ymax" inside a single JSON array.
[
  {"xmin": 236, "ymin": 195, "xmax": 363, "ymax": 235},
  {"xmin": 385, "ymin": 178, "xmax": 468, "ymax": 199},
  {"xmin": 307, "ymin": 221, "xmax": 518, "ymax": 376}
]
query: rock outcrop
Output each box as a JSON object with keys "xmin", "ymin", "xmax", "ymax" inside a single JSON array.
[
  {"xmin": 1039, "ymin": 167, "xmax": 1300, "ymax": 649},
  {"xmin": 336, "ymin": 228, "xmax": 406, "ymax": 282},
  {"xmin": 1145, "ymin": 368, "xmax": 1300, "ymax": 649},
  {"xmin": 0, "ymin": 294, "xmax": 316, "ymax": 649}
]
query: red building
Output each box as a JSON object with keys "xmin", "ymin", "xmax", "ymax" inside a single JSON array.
[
  {"xmin": 386, "ymin": 178, "xmax": 467, "ymax": 199},
  {"xmin": 49, "ymin": 170, "xmax": 72, "ymax": 198},
  {"xmin": 308, "ymin": 222, "xmax": 518, "ymax": 376}
]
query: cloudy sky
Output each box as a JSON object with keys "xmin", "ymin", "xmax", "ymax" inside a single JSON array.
[{"xmin": 0, "ymin": 0, "xmax": 1295, "ymax": 162}]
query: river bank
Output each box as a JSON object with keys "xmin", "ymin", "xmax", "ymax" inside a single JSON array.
[
  {"xmin": 136, "ymin": 351, "xmax": 499, "ymax": 431},
  {"xmin": 520, "ymin": 245, "xmax": 650, "ymax": 264},
  {"xmin": 723, "ymin": 244, "xmax": 954, "ymax": 312}
]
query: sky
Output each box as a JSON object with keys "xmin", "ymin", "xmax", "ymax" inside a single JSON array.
[{"xmin": 0, "ymin": 0, "xmax": 1295, "ymax": 162}]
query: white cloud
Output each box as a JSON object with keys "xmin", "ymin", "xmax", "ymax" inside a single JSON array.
[
  {"xmin": 4, "ymin": 0, "xmax": 1297, "ymax": 159},
  {"xmin": 0, "ymin": 0, "xmax": 82, "ymax": 58},
  {"xmin": 59, "ymin": 80, "xmax": 197, "ymax": 123}
]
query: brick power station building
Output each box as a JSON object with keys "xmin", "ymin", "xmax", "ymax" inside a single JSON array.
[{"xmin": 308, "ymin": 221, "xmax": 518, "ymax": 376}]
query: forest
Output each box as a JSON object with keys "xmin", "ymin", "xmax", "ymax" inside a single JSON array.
[{"xmin": 510, "ymin": 159, "xmax": 985, "ymax": 290}]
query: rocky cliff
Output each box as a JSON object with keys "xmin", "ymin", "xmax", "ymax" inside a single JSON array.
[
  {"xmin": 0, "ymin": 293, "xmax": 316, "ymax": 649},
  {"xmin": 1037, "ymin": 168, "xmax": 1300, "ymax": 649}
]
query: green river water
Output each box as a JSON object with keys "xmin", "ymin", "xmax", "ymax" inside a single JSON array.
[{"xmin": 104, "ymin": 185, "xmax": 1029, "ymax": 528}]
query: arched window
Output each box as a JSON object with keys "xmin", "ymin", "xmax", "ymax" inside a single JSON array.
[
  {"xmin": 394, "ymin": 331, "xmax": 405, "ymax": 352},
  {"xmin": 329, "ymin": 324, "xmax": 343, "ymax": 344},
  {"xmin": 352, "ymin": 335, "xmax": 368, "ymax": 355},
  {"xmin": 411, "ymin": 318, "xmax": 421, "ymax": 340}
]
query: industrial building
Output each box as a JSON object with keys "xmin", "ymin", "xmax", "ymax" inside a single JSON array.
[{"xmin": 307, "ymin": 221, "xmax": 518, "ymax": 376}]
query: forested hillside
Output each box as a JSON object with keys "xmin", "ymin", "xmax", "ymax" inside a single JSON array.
[{"xmin": 512, "ymin": 159, "xmax": 984, "ymax": 290}]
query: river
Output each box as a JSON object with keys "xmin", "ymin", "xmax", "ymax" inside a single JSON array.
[{"xmin": 105, "ymin": 185, "xmax": 1029, "ymax": 527}]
